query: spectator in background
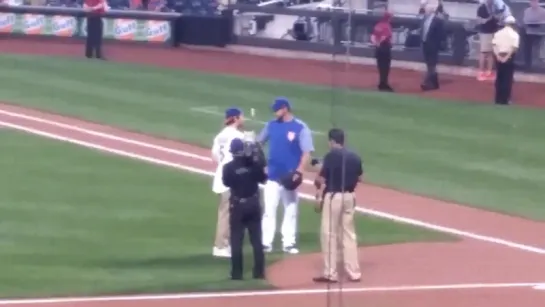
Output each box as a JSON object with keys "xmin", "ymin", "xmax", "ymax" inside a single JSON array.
[
  {"xmin": 476, "ymin": 0, "xmax": 501, "ymax": 81},
  {"xmin": 107, "ymin": 0, "xmax": 129, "ymax": 9},
  {"xmin": 130, "ymin": 0, "xmax": 140, "ymax": 8},
  {"xmin": 6, "ymin": 0, "xmax": 24, "ymax": 5},
  {"xmin": 487, "ymin": 0, "xmax": 512, "ymax": 22},
  {"xmin": 492, "ymin": 15, "xmax": 519, "ymax": 105},
  {"xmin": 84, "ymin": 0, "xmax": 106, "ymax": 60},
  {"xmin": 419, "ymin": 2, "xmax": 445, "ymax": 92},
  {"xmin": 523, "ymin": 0, "xmax": 545, "ymax": 69},
  {"xmin": 148, "ymin": 0, "xmax": 165, "ymax": 10},
  {"xmin": 28, "ymin": 0, "xmax": 46, "ymax": 5},
  {"xmin": 371, "ymin": 11, "xmax": 394, "ymax": 92}
]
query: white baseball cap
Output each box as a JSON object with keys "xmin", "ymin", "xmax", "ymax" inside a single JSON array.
[{"xmin": 504, "ymin": 15, "xmax": 516, "ymax": 24}]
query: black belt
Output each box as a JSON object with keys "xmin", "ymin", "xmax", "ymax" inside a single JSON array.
[
  {"xmin": 231, "ymin": 193, "xmax": 259, "ymax": 203},
  {"xmin": 325, "ymin": 190, "xmax": 355, "ymax": 194}
]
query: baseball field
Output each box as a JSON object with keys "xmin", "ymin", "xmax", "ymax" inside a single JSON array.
[{"xmin": 0, "ymin": 38, "xmax": 544, "ymax": 307}]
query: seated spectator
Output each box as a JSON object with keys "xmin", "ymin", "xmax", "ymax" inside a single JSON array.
[
  {"xmin": 46, "ymin": 0, "xmax": 80, "ymax": 6},
  {"xmin": 27, "ymin": 0, "xmax": 46, "ymax": 5},
  {"xmin": 419, "ymin": 0, "xmax": 447, "ymax": 18},
  {"xmin": 523, "ymin": 0, "xmax": 545, "ymax": 69},
  {"xmin": 7, "ymin": 0, "xmax": 24, "ymax": 5},
  {"xmin": 147, "ymin": 0, "xmax": 165, "ymax": 10},
  {"xmin": 130, "ymin": 0, "xmax": 141, "ymax": 8},
  {"xmin": 108, "ymin": 0, "xmax": 130, "ymax": 9},
  {"xmin": 165, "ymin": 0, "xmax": 217, "ymax": 14}
]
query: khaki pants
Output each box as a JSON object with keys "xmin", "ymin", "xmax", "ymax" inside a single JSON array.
[
  {"xmin": 480, "ymin": 33, "xmax": 494, "ymax": 53},
  {"xmin": 214, "ymin": 191, "xmax": 230, "ymax": 249},
  {"xmin": 320, "ymin": 192, "xmax": 361, "ymax": 281}
]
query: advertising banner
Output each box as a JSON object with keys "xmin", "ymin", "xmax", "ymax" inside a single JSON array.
[
  {"xmin": 80, "ymin": 18, "xmax": 171, "ymax": 42},
  {"xmin": 0, "ymin": 13, "xmax": 78, "ymax": 37},
  {"xmin": 0, "ymin": 13, "xmax": 170, "ymax": 43}
]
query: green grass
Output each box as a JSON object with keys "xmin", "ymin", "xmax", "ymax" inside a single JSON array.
[
  {"xmin": 0, "ymin": 130, "xmax": 447, "ymax": 298},
  {"xmin": 0, "ymin": 54, "xmax": 544, "ymax": 219}
]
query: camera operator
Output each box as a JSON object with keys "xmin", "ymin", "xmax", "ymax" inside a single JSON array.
[{"xmin": 222, "ymin": 138, "xmax": 267, "ymax": 280}]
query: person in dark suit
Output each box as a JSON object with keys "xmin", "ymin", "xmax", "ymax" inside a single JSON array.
[{"xmin": 419, "ymin": 2, "xmax": 445, "ymax": 91}]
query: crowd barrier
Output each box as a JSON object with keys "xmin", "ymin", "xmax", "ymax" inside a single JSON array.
[
  {"xmin": 229, "ymin": 4, "xmax": 470, "ymax": 66},
  {"xmin": 0, "ymin": 4, "xmax": 543, "ymax": 73},
  {"xmin": 0, "ymin": 4, "xmax": 232, "ymax": 47},
  {"xmin": 228, "ymin": 4, "xmax": 545, "ymax": 72}
]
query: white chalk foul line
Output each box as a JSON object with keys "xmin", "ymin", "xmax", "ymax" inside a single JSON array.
[
  {"xmin": 0, "ymin": 282, "xmax": 542, "ymax": 305},
  {"xmin": 190, "ymin": 105, "xmax": 326, "ymax": 135},
  {"xmin": 0, "ymin": 109, "xmax": 210, "ymax": 162},
  {"xmin": 1, "ymin": 110, "xmax": 545, "ymax": 255},
  {"xmin": 0, "ymin": 109, "xmax": 340, "ymax": 190}
]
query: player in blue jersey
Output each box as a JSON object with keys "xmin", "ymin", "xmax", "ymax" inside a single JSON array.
[{"xmin": 257, "ymin": 97, "xmax": 314, "ymax": 254}]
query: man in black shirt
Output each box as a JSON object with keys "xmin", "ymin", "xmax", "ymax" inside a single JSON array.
[
  {"xmin": 222, "ymin": 138, "xmax": 267, "ymax": 280},
  {"xmin": 477, "ymin": 0, "xmax": 502, "ymax": 81},
  {"xmin": 313, "ymin": 128, "xmax": 363, "ymax": 284}
]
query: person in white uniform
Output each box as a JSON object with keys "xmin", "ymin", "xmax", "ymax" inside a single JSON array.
[{"xmin": 211, "ymin": 107, "xmax": 246, "ymax": 257}]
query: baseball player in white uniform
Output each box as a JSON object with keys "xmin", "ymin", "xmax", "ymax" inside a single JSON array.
[{"xmin": 211, "ymin": 107, "xmax": 246, "ymax": 258}]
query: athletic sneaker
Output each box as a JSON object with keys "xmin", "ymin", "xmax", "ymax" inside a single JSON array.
[
  {"xmin": 213, "ymin": 247, "xmax": 231, "ymax": 258},
  {"xmin": 477, "ymin": 71, "xmax": 487, "ymax": 81},
  {"xmin": 485, "ymin": 71, "xmax": 496, "ymax": 80},
  {"xmin": 263, "ymin": 245, "xmax": 273, "ymax": 253},
  {"xmin": 283, "ymin": 245, "xmax": 299, "ymax": 254}
]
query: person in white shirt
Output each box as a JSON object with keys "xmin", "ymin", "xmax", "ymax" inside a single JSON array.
[
  {"xmin": 492, "ymin": 15, "xmax": 519, "ymax": 105},
  {"xmin": 211, "ymin": 107, "xmax": 246, "ymax": 258}
]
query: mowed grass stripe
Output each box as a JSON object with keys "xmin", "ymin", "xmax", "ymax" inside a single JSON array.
[
  {"xmin": 0, "ymin": 130, "xmax": 448, "ymax": 297},
  {"xmin": 0, "ymin": 54, "xmax": 544, "ymax": 219}
]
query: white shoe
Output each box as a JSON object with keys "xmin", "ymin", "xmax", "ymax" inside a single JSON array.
[
  {"xmin": 283, "ymin": 245, "xmax": 299, "ymax": 254},
  {"xmin": 263, "ymin": 245, "xmax": 273, "ymax": 253},
  {"xmin": 213, "ymin": 247, "xmax": 231, "ymax": 258}
]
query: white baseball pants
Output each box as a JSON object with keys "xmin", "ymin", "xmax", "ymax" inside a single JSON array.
[{"xmin": 262, "ymin": 180, "xmax": 299, "ymax": 248}]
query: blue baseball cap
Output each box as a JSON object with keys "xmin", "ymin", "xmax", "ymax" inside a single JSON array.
[
  {"xmin": 229, "ymin": 138, "xmax": 245, "ymax": 156},
  {"xmin": 271, "ymin": 97, "xmax": 291, "ymax": 112},
  {"xmin": 225, "ymin": 107, "xmax": 242, "ymax": 119}
]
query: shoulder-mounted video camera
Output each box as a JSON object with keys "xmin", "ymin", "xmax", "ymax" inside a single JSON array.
[{"xmin": 234, "ymin": 141, "xmax": 267, "ymax": 169}]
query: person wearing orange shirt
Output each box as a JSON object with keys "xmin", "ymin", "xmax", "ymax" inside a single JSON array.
[{"xmin": 84, "ymin": 0, "xmax": 106, "ymax": 60}]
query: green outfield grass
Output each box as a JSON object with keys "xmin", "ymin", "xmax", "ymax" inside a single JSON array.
[
  {"xmin": 0, "ymin": 130, "xmax": 447, "ymax": 297},
  {"xmin": 0, "ymin": 54, "xmax": 544, "ymax": 219}
]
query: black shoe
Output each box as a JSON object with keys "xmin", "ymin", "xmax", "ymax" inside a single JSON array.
[
  {"xmin": 421, "ymin": 84, "xmax": 438, "ymax": 91},
  {"xmin": 231, "ymin": 276, "xmax": 243, "ymax": 280},
  {"xmin": 313, "ymin": 276, "xmax": 338, "ymax": 283},
  {"xmin": 378, "ymin": 85, "xmax": 394, "ymax": 92},
  {"xmin": 253, "ymin": 274, "xmax": 265, "ymax": 279}
]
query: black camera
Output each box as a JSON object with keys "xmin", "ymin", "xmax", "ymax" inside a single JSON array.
[
  {"xmin": 237, "ymin": 141, "xmax": 267, "ymax": 169},
  {"xmin": 293, "ymin": 17, "xmax": 312, "ymax": 41}
]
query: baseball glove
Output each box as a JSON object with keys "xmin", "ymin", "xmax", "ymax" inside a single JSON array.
[{"xmin": 280, "ymin": 170, "xmax": 303, "ymax": 191}]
